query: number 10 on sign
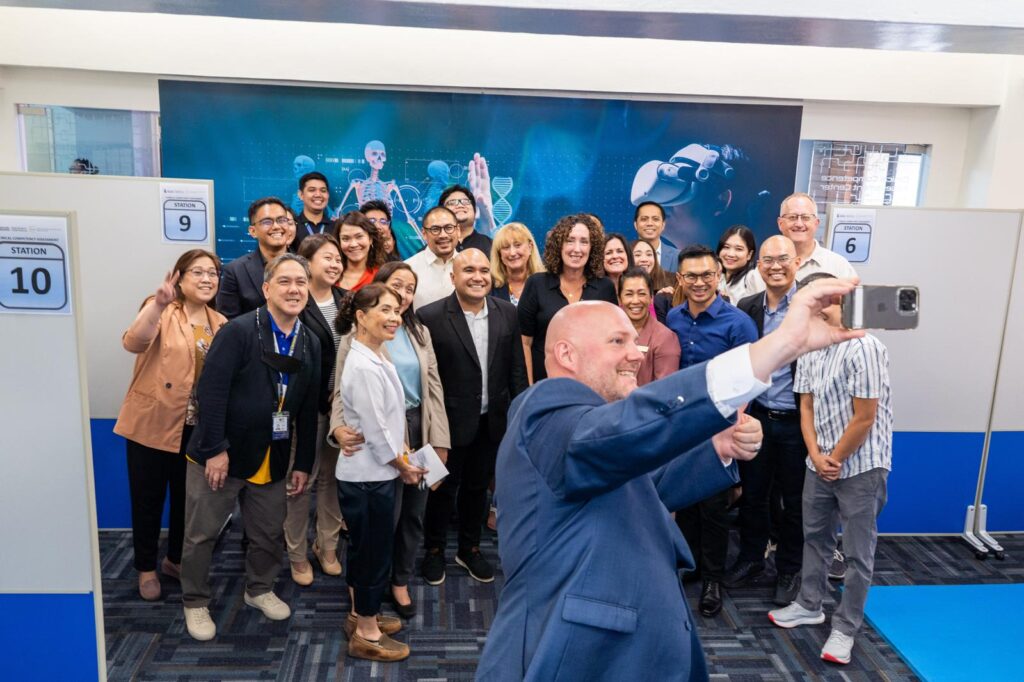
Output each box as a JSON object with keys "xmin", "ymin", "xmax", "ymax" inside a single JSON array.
[
  {"xmin": 0, "ymin": 241, "xmax": 70, "ymax": 313},
  {"xmin": 830, "ymin": 222, "xmax": 871, "ymax": 264}
]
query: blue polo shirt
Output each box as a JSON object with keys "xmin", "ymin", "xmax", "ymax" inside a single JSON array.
[
  {"xmin": 267, "ymin": 310, "xmax": 300, "ymax": 392},
  {"xmin": 666, "ymin": 295, "xmax": 758, "ymax": 369}
]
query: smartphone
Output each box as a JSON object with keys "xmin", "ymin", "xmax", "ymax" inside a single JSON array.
[{"xmin": 841, "ymin": 285, "xmax": 919, "ymax": 330}]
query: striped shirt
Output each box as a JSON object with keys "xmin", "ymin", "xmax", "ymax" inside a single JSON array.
[
  {"xmin": 316, "ymin": 297, "xmax": 342, "ymax": 392},
  {"xmin": 794, "ymin": 334, "xmax": 893, "ymax": 478}
]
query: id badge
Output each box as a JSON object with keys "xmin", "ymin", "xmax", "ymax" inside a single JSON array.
[{"xmin": 272, "ymin": 410, "xmax": 290, "ymax": 441}]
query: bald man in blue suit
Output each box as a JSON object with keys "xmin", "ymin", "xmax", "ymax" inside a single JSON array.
[{"xmin": 476, "ymin": 279, "xmax": 861, "ymax": 681}]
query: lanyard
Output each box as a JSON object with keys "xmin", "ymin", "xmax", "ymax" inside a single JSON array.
[{"xmin": 276, "ymin": 327, "xmax": 300, "ymax": 408}]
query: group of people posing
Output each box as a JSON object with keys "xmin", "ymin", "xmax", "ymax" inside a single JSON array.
[{"xmin": 113, "ymin": 171, "xmax": 892, "ymax": 671}]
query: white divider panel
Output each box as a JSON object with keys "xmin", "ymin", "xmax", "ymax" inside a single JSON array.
[
  {"xmin": 826, "ymin": 206, "xmax": 1021, "ymax": 432},
  {"xmin": 0, "ymin": 172, "xmax": 215, "ymax": 419},
  {"xmin": 991, "ymin": 224, "xmax": 1024, "ymax": 432}
]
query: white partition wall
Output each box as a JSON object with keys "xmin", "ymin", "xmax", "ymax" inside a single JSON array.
[
  {"xmin": 825, "ymin": 205, "xmax": 1023, "ymax": 533},
  {"xmin": 0, "ymin": 211, "xmax": 105, "ymax": 680},
  {"xmin": 0, "ymin": 172, "xmax": 215, "ymax": 528}
]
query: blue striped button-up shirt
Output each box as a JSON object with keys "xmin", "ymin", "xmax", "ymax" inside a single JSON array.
[{"xmin": 794, "ymin": 333, "xmax": 893, "ymax": 479}]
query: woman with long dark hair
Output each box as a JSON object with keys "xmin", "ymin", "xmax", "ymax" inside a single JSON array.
[{"xmin": 717, "ymin": 224, "xmax": 757, "ymax": 302}]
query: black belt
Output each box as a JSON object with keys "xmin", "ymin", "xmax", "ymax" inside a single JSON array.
[{"xmin": 750, "ymin": 403, "xmax": 799, "ymax": 421}]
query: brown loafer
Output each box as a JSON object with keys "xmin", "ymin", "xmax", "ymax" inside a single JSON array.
[
  {"xmin": 343, "ymin": 613, "xmax": 402, "ymax": 639},
  {"xmin": 139, "ymin": 576, "xmax": 161, "ymax": 601},
  {"xmin": 311, "ymin": 542, "xmax": 342, "ymax": 576},
  {"xmin": 347, "ymin": 632, "xmax": 409, "ymax": 662},
  {"xmin": 160, "ymin": 557, "xmax": 181, "ymax": 581},
  {"xmin": 290, "ymin": 560, "xmax": 314, "ymax": 586}
]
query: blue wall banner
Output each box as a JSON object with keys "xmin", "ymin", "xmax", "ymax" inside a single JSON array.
[{"xmin": 159, "ymin": 81, "xmax": 802, "ymax": 262}]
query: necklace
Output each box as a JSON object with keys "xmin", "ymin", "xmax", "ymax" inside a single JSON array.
[{"xmin": 560, "ymin": 278, "xmax": 584, "ymax": 302}]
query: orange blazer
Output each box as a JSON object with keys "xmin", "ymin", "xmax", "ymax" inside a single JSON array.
[{"xmin": 114, "ymin": 300, "xmax": 227, "ymax": 452}]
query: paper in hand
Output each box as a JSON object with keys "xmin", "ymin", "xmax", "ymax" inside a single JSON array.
[{"xmin": 410, "ymin": 444, "xmax": 449, "ymax": 490}]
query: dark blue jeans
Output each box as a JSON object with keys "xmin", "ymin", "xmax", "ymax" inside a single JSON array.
[{"xmin": 337, "ymin": 479, "xmax": 396, "ymax": 616}]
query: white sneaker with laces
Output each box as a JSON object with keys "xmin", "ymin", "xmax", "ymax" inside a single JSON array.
[
  {"xmin": 184, "ymin": 606, "xmax": 216, "ymax": 641},
  {"xmin": 821, "ymin": 628, "xmax": 855, "ymax": 664},
  {"xmin": 768, "ymin": 601, "xmax": 825, "ymax": 628},
  {"xmin": 244, "ymin": 591, "xmax": 291, "ymax": 621}
]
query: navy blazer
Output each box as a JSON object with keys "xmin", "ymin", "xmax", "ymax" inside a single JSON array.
[
  {"xmin": 216, "ymin": 250, "xmax": 267, "ymax": 320},
  {"xmin": 476, "ymin": 365, "xmax": 739, "ymax": 681},
  {"xmin": 187, "ymin": 307, "xmax": 321, "ymax": 481},
  {"xmin": 300, "ymin": 287, "xmax": 346, "ymax": 414},
  {"xmin": 417, "ymin": 293, "xmax": 528, "ymax": 447},
  {"xmin": 736, "ymin": 291, "xmax": 799, "ymax": 406}
]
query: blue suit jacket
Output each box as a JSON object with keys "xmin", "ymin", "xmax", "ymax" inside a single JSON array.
[
  {"xmin": 476, "ymin": 365, "xmax": 739, "ymax": 681},
  {"xmin": 660, "ymin": 240, "xmax": 680, "ymax": 272}
]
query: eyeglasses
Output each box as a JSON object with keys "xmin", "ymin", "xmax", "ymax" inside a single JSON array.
[
  {"xmin": 780, "ymin": 213, "xmax": 817, "ymax": 223},
  {"xmin": 444, "ymin": 198, "xmax": 472, "ymax": 207},
  {"xmin": 367, "ymin": 217, "xmax": 391, "ymax": 226},
  {"xmin": 760, "ymin": 255, "xmax": 793, "ymax": 266},
  {"xmin": 256, "ymin": 216, "xmax": 295, "ymax": 228},
  {"xmin": 680, "ymin": 271, "xmax": 716, "ymax": 284},
  {"xmin": 186, "ymin": 268, "xmax": 220, "ymax": 280},
  {"xmin": 424, "ymin": 223, "xmax": 458, "ymax": 236}
]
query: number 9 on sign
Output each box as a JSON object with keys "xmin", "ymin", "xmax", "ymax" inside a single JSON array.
[
  {"xmin": 163, "ymin": 199, "xmax": 208, "ymax": 242},
  {"xmin": 0, "ymin": 242, "xmax": 69, "ymax": 313}
]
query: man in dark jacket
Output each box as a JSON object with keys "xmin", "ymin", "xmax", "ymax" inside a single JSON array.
[
  {"xmin": 417, "ymin": 248, "xmax": 528, "ymax": 584},
  {"xmin": 181, "ymin": 253, "xmax": 320, "ymax": 641}
]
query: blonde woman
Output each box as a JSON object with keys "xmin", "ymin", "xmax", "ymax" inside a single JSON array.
[{"xmin": 489, "ymin": 222, "xmax": 543, "ymax": 306}]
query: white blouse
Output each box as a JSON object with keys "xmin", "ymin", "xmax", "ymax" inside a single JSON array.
[{"xmin": 336, "ymin": 339, "xmax": 405, "ymax": 482}]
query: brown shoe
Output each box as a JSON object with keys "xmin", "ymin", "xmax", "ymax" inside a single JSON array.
[
  {"xmin": 160, "ymin": 557, "xmax": 181, "ymax": 581},
  {"xmin": 312, "ymin": 542, "xmax": 342, "ymax": 576},
  {"xmin": 347, "ymin": 632, "xmax": 409, "ymax": 662},
  {"xmin": 343, "ymin": 613, "xmax": 402, "ymax": 639},
  {"xmin": 139, "ymin": 575, "xmax": 161, "ymax": 601},
  {"xmin": 291, "ymin": 560, "xmax": 314, "ymax": 586}
]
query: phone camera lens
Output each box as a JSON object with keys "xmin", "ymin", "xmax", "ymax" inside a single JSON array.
[{"xmin": 898, "ymin": 288, "xmax": 918, "ymax": 313}]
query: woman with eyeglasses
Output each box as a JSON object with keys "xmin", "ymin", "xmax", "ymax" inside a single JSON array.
[
  {"xmin": 490, "ymin": 222, "xmax": 543, "ymax": 306},
  {"xmin": 360, "ymin": 200, "xmax": 402, "ymax": 263},
  {"xmin": 114, "ymin": 249, "xmax": 227, "ymax": 601},
  {"xmin": 518, "ymin": 214, "xmax": 617, "ymax": 383},
  {"xmin": 716, "ymin": 224, "xmax": 757, "ymax": 303},
  {"xmin": 335, "ymin": 211, "xmax": 387, "ymax": 292}
]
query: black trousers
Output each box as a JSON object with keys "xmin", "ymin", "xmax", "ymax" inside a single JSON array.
[
  {"xmin": 125, "ymin": 425, "xmax": 191, "ymax": 572},
  {"xmin": 736, "ymin": 404, "xmax": 807, "ymax": 575},
  {"xmin": 337, "ymin": 479, "xmax": 396, "ymax": 616},
  {"xmin": 676, "ymin": 488, "xmax": 732, "ymax": 580},
  {"xmin": 423, "ymin": 412, "xmax": 497, "ymax": 554}
]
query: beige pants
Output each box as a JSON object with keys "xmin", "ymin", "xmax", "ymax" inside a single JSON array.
[{"xmin": 283, "ymin": 413, "xmax": 344, "ymax": 562}]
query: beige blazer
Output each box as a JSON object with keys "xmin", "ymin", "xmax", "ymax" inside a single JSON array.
[
  {"xmin": 114, "ymin": 299, "xmax": 227, "ymax": 452},
  {"xmin": 330, "ymin": 325, "xmax": 451, "ymax": 450}
]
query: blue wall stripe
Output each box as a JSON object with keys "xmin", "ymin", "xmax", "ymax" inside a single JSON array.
[
  {"xmin": 89, "ymin": 419, "xmax": 988, "ymax": 534},
  {"xmin": 981, "ymin": 431, "xmax": 1024, "ymax": 532},
  {"xmin": 0, "ymin": 592, "xmax": 99, "ymax": 681}
]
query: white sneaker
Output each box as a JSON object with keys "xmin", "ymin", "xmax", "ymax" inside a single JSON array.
[
  {"xmin": 244, "ymin": 591, "xmax": 291, "ymax": 621},
  {"xmin": 768, "ymin": 601, "xmax": 825, "ymax": 629},
  {"xmin": 821, "ymin": 629, "xmax": 854, "ymax": 664},
  {"xmin": 184, "ymin": 606, "xmax": 216, "ymax": 641}
]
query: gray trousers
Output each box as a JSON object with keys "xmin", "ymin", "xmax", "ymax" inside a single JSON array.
[
  {"xmin": 391, "ymin": 405, "xmax": 428, "ymax": 586},
  {"xmin": 181, "ymin": 462, "xmax": 287, "ymax": 608},
  {"xmin": 796, "ymin": 467, "xmax": 888, "ymax": 636}
]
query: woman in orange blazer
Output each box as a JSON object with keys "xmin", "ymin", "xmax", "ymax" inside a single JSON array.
[{"xmin": 114, "ymin": 249, "xmax": 227, "ymax": 601}]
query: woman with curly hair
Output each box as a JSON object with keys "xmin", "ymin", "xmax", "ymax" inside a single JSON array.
[
  {"xmin": 335, "ymin": 211, "xmax": 387, "ymax": 291},
  {"xmin": 517, "ymin": 213, "xmax": 617, "ymax": 383}
]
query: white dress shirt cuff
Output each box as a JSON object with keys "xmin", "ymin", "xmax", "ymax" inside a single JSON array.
[{"xmin": 705, "ymin": 344, "xmax": 771, "ymax": 419}]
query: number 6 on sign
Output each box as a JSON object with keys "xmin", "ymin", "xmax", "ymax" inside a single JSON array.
[{"xmin": 830, "ymin": 222, "xmax": 871, "ymax": 263}]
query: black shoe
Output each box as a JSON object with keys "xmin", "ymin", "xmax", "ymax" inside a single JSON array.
[
  {"xmin": 723, "ymin": 560, "xmax": 764, "ymax": 588},
  {"xmin": 421, "ymin": 548, "xmax": 446, "ymax": 586},
  {"xmin": 388, "ymin": 589, "xmax": 417, "ymax": 619},
  {"xmin": 699, "ymin": 580, "xmax": 722, "ymax": 617},
  {"xmin": 774, "ymin": 573, "xmax": 801, "ymax": 606},
  {"xmin": 455, "ymin": 547, "xmax": 495, "ymax": 583},
  {"xmin": 828, "ymin": 549, "xmax": 847, "ymax": 581}
]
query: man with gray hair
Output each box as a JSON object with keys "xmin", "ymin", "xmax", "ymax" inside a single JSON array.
[{"xmin": 180, "ymin": 253, "xmax": 322, "ymax": 641}]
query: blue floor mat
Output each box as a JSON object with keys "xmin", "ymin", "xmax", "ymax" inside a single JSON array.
[{"xmin": 864, "ymin": 583, "xmax": 1024, "ymax": 682}]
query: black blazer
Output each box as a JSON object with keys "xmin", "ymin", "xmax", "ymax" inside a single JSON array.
[
  {"xmin": 300, "ymin": 287, "xmax": 345, "ymax": 414},
  {"xmin": 490, "ymin": 284, "xmax": 511, "ymax": 302},
  {"xmin": 653, "ymin": 292, "xmax": 673, "ymax": 325},
  {"xmin": 187, "ymin": 307, "xmax": 321, "ymax": 481},
  {"xmin": 736, "ymin": 291, "xmax": 799, "ymax": 406},
  {"xmin": 216, "ymin": 250, "xmax": 267, "ymax": 320},
  {"xmin": 418, "ymin": 293, "xmax": 528, "ymax": 447}
]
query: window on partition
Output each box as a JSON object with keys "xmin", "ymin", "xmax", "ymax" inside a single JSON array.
[
  {"xmin": 799, "ymin": 138, "xmax": 928, "ymax": 207},
  {"xmin": 17, "ymin": 104, "xmax": 161, "ymax": 177}
]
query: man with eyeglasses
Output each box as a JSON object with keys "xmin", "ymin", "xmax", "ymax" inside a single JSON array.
[
  {"xmin": 634, "ymin": 201, "xmax": 679, "ymax": 272},
  {"xmin": 726, "ymin": 235, "xmax": 808, "ymax": 607},
  {"xmin": 666, "ymin": 245, "xmax": 758, "ymax": 617},
  {"xmin": 290, "ymin": 172, "xmax": 332, "ymax": 254},
  {"xmin": 441, "ymin": 185, "xmax": 493, "ymax": 255},
  {"xmin": 405, "ymin": 206, "xmax": 459, "ymax": 310},
  {"xmin": 217, "ymin": 197, "xmax": 296, "ymax": 319},
  {"xmin": 745, "ymin": 193, "xmax": 856, "ymax": 294}
]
